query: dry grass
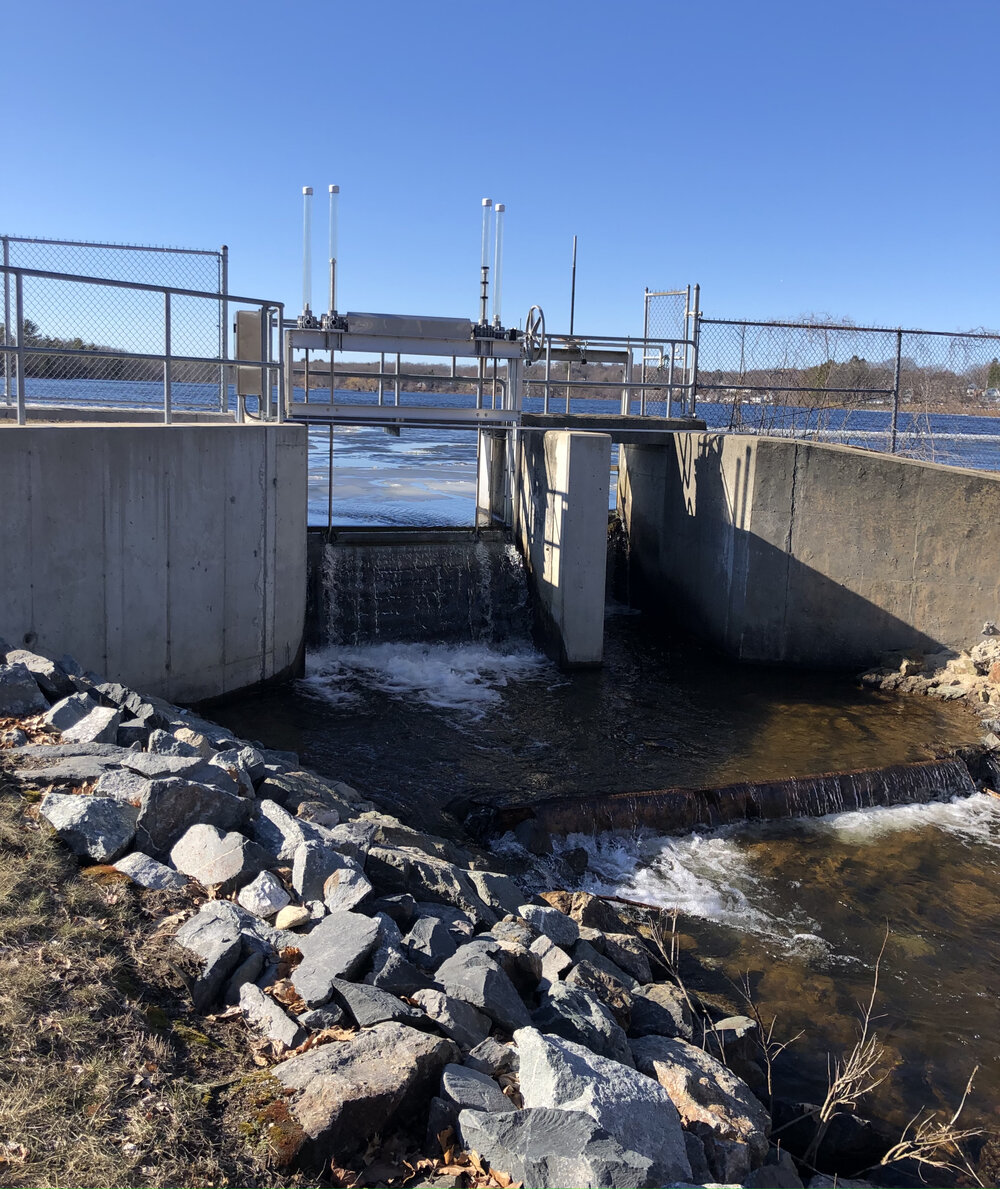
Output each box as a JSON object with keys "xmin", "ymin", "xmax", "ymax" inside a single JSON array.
[{"xmin": 0, "ymin": 768, "xmax": 316, "ymax": 1188}]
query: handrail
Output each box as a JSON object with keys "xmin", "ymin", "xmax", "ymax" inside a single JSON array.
[{"xmin": 1, "ymin": 264, "xmax": 283, "ymax": 426}]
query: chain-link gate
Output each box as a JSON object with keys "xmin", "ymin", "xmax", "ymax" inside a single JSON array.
[
  {"xmin": 1, "ymin": 234, "xmax": 229, "ymax": 413},
  {"xmin": 641, "ymin": 287, "xmax": 699, "ymax": 417}
]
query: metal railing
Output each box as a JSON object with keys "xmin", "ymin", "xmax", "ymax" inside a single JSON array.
[
  {"xmin": 1, "ymin": 265, "xmax": 282, "ymax": 425},
  {"xmin": 525, "ymin": 332, "xmax": 698, "ymax": 418},
  {"xmin": 690, "ymin": 313, "xmax": 1000, "ymax": 472}
]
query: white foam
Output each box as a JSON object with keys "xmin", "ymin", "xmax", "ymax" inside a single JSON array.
[
  {"xmin": 807, "ymin": 792, "xmax": 1000, "ymax": 847},
  {"xmin": 301, "ymin": 642, "xmax": 550, "ymax": 720}
]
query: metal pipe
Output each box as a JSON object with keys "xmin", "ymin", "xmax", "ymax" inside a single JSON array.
[
  {"xmin": 327, "ymin": 424, "xmax": 334, "ymax": 532},
  {"xmin": 492, "ymin": 204, "xmax": 505, "ymax": 326},
  {"xmin": 689, "ymin": 283, "xmax": 700, "ymax": 415},
  {"xmin": 328, "ymin": 184, "xmax": 340, "ymax": 314},
  {"xmin": 302, "ymin": 186, "xmax": 313, "ymax": 315},
  {"xmin": 378, "ymin": 352, "xmax": 385, "ymax": 405},
  {"xmin": 14, "ymin": 272, "xmax": 24, "ymax": 425},
  {"xmin": 163, "ymin": 291, "xmax": 172, "ymax": 425},
  {"xmin": 480, "ymin": 198, "xmax": 492, "ymax": 324},
  {"xmin": 544, "ymin": 337, "xmax": 552, "ymax": 413},
  {"xmin": 569, "ymin": 235, "xmax": 577, "ymax": 336},
  {"xmin": 394, "ymin": 352, "xmax": 401, "ymax": 406}
]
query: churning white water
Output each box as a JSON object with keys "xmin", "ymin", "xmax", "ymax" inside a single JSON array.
[{"xmin": 300, "ymin": 642, "xmax": 551, "ymax": 720}]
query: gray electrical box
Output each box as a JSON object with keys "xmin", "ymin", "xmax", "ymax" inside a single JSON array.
[{"xmin": 236, "ymin": 309, "xmax": 265, "ymax": 396}]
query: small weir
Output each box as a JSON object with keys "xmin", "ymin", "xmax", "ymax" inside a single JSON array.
[
  {"xmin": 310, "ymin": 530, "xmax": 532, "ymax": 646},
  {"xmin": 477, "ymin": 755, "xmax": 983, "ymax": 840}
]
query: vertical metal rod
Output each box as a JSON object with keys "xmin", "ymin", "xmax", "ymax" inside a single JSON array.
[
  {"xmin": 163, "ymin": 291, "xmax": 172, "ymax": 425},
  {"xmin": 493, "ymin": 204, "xmax": 505, "ymax": 326},
  {"xmin": 328, "ymin": 184, "xmax": 339, "ymax": 314},
  {"xmin": 3, "ymin": 237, "xmax": 12, "ymax": 406},
  {"xmin": 891, "ymin": 328, "xmax": 903, "ymax": 454},
  {"xmin": 327, "ymin": 424, "xmax": 334, "ymax": 532},
  {"xmin": 14, "ymin": 272, "xmax": 25, "ymax": 425},
  {"xmin": 544, "ymin": 338, "xmax": 552, "ymax": 413},
  {"xmin": 569, "ymin": 235, "xmax": 577, "ymax": 336},
  {"xmin": 450, "ymin": 355, "xmax": 457, "ymax": 380},
  {"xmin": 378, "ymin": 352, "xmax": 385, "ymax": 405},
  {"xmin": 477, "ymin": 356, "xmax": 484, "ymax": 409},
  {"xmin": 641, "ymin": 287, "xmax": 649, "ymax": 391},
  {"xmin": 480, "ymin": 198, "xmax": 492, "ymax": 324},
  {"xmin": 219, "ymin": 244, "xmax": 229, "ymax": 412},
  {"xmin": 276, "ymin": 306, "xmax": 285, "ymax": 423},
  {"xmin": 666, "ymin": 351, "xmax": 674, "ymax": 418},
  {"xmin": 689, "ymin": 283, "xmax": 700, "ymax": 416},
  {"xmin": 565, "ymin": 358, "xmax": 571, "ymax": 415},
  {"xmin": 260, "ymin": 305, "xmax": 270, "ymax": 421},
  {"xmin": 621, "ymin": 341, "xmax": 631, "ymax": 415},
  {"xmin": 329, "ymin": 344, "xmax": 335, "ymax": 408},
  {"xmin": 394, "ymin": 353, "xmax": 400, "ymax": 406},
  {"xmin": 491, "ymin": 357, "xmax": 497, "ymax": 409},
  {"xmin": 302, "ymin": 186, "xmax": 313, "ymax": 315},
  {"xmin": 303, "ymin": 348, "xmax": 310, "ymax": 408}
]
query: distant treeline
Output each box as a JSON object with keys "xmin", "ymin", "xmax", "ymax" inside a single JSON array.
[{"xmin": 0, "ymin": 320, "xmax": 217, "ymax": 383}]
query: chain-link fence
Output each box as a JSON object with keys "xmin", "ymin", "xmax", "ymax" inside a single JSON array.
[
  {"xmin": 640, "ymin": 287, "xmax": 696, "ymax": 417},
  {"xmin": 1, "ymin": 235, "xmax": 229, "ymax": 413},
  {"xmin": 693, "ymin": 315, "xmax": 1000, "ymax": 473}
]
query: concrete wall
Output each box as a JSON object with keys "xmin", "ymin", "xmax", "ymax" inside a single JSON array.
[
  {"xmin": 0, "ymin": 423, "xmax": 307, "ymax": 702},
  {"xmin": 619, "ymin": 433, "xmax": 1000, "ymax": 667},
  {"xmin": 516, "ymin": 429, "xmax": 611, "ymax": 666}
]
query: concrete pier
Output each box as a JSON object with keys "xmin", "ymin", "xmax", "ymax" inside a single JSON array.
[
  {"xmin": 619, "ymin": 433, "xmax": 1000, "ymax": 667},
  {"xmin": 516, "ymin": 429, "xmax": 611, "ymax": 666},
  {"xmin": 0, "ymin": 423, "xmax": 307, "ymax": 702}
]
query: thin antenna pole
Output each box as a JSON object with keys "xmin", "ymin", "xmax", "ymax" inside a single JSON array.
[
  {"xmin": 302, "ymin": 186, "xmax": 313, "ymax": 315},
  {"xmin": 480, "ymin": 198, "xmax": 492, "ymax": 324},
  {"xmin": 493, "ymin": 203, "xmax": 505, "ymax": 326},
  {"xmin": 569, "ymin": 234, "xmax": 577, "ymax": 336},
  {"xmin": 328, "ymin": 184, "xmax": 340, "ymax": 314}
]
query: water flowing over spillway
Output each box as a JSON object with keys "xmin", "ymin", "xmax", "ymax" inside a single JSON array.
[
  {"xmin": 318, "ymin": 538, "xmax": 531, "ymax": 646},
  {"xmin": 479, "ymin": 756, "xmax": 980, "ymax": 839}
]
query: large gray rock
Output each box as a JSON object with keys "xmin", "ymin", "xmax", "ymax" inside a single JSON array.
[
  {"xmin": 628, "ymin": 982, "xmax": 693, "ymax": 1041},
  {"xmin": 10, "ymin": 754, "xmax": 124, "ymax": 788},
  {"xmin": 434, "ymin": 949, "xmax": 531, "ymax": 1034},
  {"xmin": 600, "ymin": 934, "xmax": 653, "ymax": 985},
  {"xmin": 467, "ymin": 870, "xmax": 527, "ymax": 917},
  {"xmin": 43, "ymin": 693, "xmax": 121, "ymax": 744},
  {"xmin": 272, "ymin": 1022, "xmax": 459, "ymax": 1159},
  {"xmin": 406, "ymin": 914, "xmax": 458, "ymax": 970},
  {"xmin": 458, "ymin": 1107, "xmax": 659, "ymax": 1189},
  {"xmin": 134, "ymin": 777, "xmax": 251, "ymax": 856},
  {"xmin": 123, "ymin": 752, "xmax": 239, "ymax": 793},
  {"xmin": 3, "ymin": 649, "xmax": 74, "ymax": 698},
  {"xmin": 252, "ymin": 799, "xmax": 332, "ymax": 862},
  {"xmin": 570, "ymin": 939, "xmax": 638, "ymax": 989},
  {"xmin": 414, "ymin": 901, "xmax": 476, "ymax": 941},
  {"xmin": 519, "ymin": 903, "xmax": 580, "ymax": 948},
  {"xmin": 629, "ymin": 1034, "xmax": 770, "ymax": 1182},
  {"xmin": 0, "ymin": 662, "xmax": 49, "ymax": 717},
  {"xmin": 410, "ymin": 988, "xmax": 492, "ymax": 1049},
  {"xmin": 324, "ymin": 820, "xmax": 376, "ymax": 862},
  {"xmin": 291, "ymin": 911, "xmax": 380, "ymax": 1008},
  {"xmin": 365, "ymin": 846, "xmax": 496, "ymax": 927},
  {"xmin": 147, "ymin": 728, "xmax": 202, "ymax": 758},
  {"xmin": 323, "ymin": 861, "xmax": 372, "ymax": 914},
  {"xmin": 514, "ymin": 1027, "xmax": 692, "ymax": 1187},
  {"xmin": 530, "ymin": 933, "xmax": 573, "ymax": 985},
  {"xmin": 169, "ymin": 824, "xmax": 268, "ymax": 893},
  {"xmin": 173, "ymin": 901, "xmax": 245, "ymax": 1011},
  {"xmin": 532, "ymin": 982, "xmax": 634, "ymax": 1067},
  {"xmin": 365, "ymin": 943, "xmax": 436, "ymax": 996},
  {"xmin": 93, "ymin": 768, "xmax": 154, "ymax": 805},
  {"xmin": 239, "ymin": 983, "xmax": 306, "ymax": 1050},
  {"xmin": 328, "ymin": 977, "xmax": 425, "ymax": 1028},
  {"xmin": 441, "ymin": 1063, "xmax": 513, "ymax": 1114},
  {"xmin": 114, "ymin": 850, "xmax": 189, "ymax": 890},
  {"xmin": 465, "ymin": 1036, "xmax": 519, "ymax": 1077},
  {"xmin": 238, "ymin": 870, "xmax": 291, "ymax": 918},
  {"xmin": 565, "ymin": 959, "xmax": 633, "ymax": 1028},
  {"xmin": 39, "ymin": 792, "xmax": 138, "ymax": 862},
  {"xmin": 291, "ymin": 840, "xmax": 345, "ymax": 901}
]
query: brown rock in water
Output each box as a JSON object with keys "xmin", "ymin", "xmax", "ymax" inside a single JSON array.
[{"xmin": 272, "ymin": 1022, "xmax": 458, "ymax": 1163}]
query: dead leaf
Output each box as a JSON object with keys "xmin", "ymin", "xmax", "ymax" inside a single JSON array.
[{"xmin": 467, "ymin": 1150, "xmax": 488, "ymax": 1177}]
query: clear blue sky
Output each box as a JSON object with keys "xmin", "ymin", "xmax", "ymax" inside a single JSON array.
[{"xmin": 6, "ymin": 0, "xmax": 1000, "ymax": 336}]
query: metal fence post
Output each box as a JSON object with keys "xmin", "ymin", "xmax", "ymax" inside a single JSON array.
[
  {"xmin": 687, "ymin": 283, "xmax": 700, "ymax": 416},
  {"xmin": 890, "ymin": 328, "xmax": 902, "ymax": 455},
  {"xmin": 220, "ymin": 244, "xmax": 229, "ymax": 413},
  {"xmin": 15, "ymin": 272, "xmax": 26, "ymax": 425},
  {"xmin": 163, "ymin": 292, "xmax": 172, "ymax": 424},
  {"xmin": 3, "ymin": 236, "xmax": 11, "ymax": 407}
]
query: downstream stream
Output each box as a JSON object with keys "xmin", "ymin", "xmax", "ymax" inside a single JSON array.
[{"xmin": 213, "ymin": 613, "xmax": 999, "ymax": 1142}]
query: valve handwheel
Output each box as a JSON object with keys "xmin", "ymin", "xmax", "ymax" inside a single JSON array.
[{"xmin": 524, "ymin": 305, "xmax": 545, "ymax": 363}]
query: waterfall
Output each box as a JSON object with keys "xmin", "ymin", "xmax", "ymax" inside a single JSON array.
[
  {"xmin": 316, "ymin": 536, "xmax": 532, "ymax": 646},
  {"xmin": 478, "ymin": 756, "xmax": 981, "ymax": 840}
]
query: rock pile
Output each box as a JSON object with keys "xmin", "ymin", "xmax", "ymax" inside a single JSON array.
[{"xmin": 2, "ymin": 643, "xmax": 863, "ymax": 1188}]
